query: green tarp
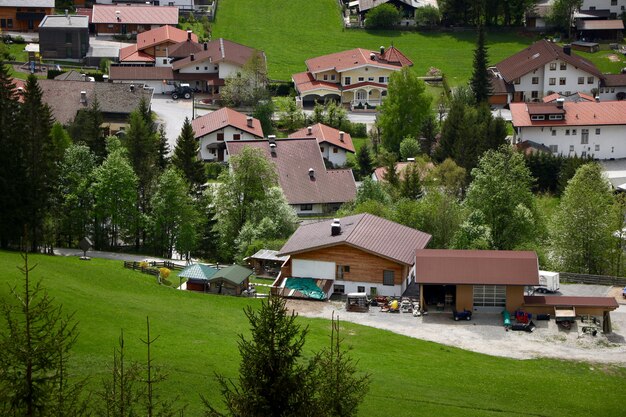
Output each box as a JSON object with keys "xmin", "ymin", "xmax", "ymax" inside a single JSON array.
[{"xmin": 285, "ymin": 278, "xmax": 326, "ymax": 300}]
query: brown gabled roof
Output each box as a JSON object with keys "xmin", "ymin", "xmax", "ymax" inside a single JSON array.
[
  {"xmin": 288, "ymin": 123, "xmax": 355, "ymax": 153},
  {"xmin": 36, "ymin": 79, "xmax": 152, "ymax": 125},
  {"xmin": 110, "ymin": 65, "xmax": 174, "ymax": 81},
  {"xmin": 495, "ymin": 39, "xmax": 602, "ymax": 82},
  {"xmin": 305, "ymin": 47, "xmax": 412, "ymax": 74},
  {"xmin": 136, "ymin": 25, "xmax": 197, "ymax": 51},
  {"xmin": 524, "ymin": 295, "xmax": 619, "ymax": 309},
  {"xmin": 171, "ymin": 38, "xmax": 261, "ymax": 70},
  {"xmin": 292, "ymin": 71, "xmax": 340, "ymax": 94},
  {"xmin": 601, "ymin": 73, "xmax": 626, "ymax": 87},
  {"xmin": 91, "ymin": 4, "xmax": 178, "ymax": 25},
  {"xmin": 415, "ymin": 249, "xmax": 539, "ymax": 285},
  {"xmin": 226, "ymin": 138, "xmax": 357, "ymax": 206},
  {"xmin": 191, "ymin": 107, "xmax": 264, "ymax": 139},
  {"xmin": 280, "ymin": 213, "xmax": 431, "ymax": 265},
  {"xmin": 169, "ymin": 39, "xmax": 203, "ymax": 59},
  {"xmin": 577, "ymin": 19, "xmax": 625, "ymax": 30}
]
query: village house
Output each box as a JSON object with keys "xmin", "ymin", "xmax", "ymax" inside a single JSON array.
[
  {"xmin": 226, "ymin": 137, "xmax": 357, "ymax": 215},
  {"xmin": 90, "ymin": 4, "xmax": 178, "ymax": 35},
  {"xmin": 110, "ymin": 29, "xmax": 263, "ymax": 95},
  {"xmin": 599, "ymin": 73, "xmax": 626, "ymax": 101},
  {"xmin": 31, "ymin": 79, "xmax": 153, "ymax": 135},
  {"xmin": 581, "ymin": 0, "xmax": 626, "ymax": 19},
  {"xmin": 489, "ymin": 40, "xmax": 603, "ymax": 105},
  {"xmin": 276, "ymin": 213, "xmax": 432, "ymax": 298},
  {"xmin": 288, "ymin": 123, "xmax": 355, "ymax": 167},
  {"xmin": 38, "ymin": 14, "xmax": 90, "ymax": 60},
  {"xmin": 95, "ymin": 0, "xmax": 197, "ymax": 10},
  {"xmin": 292, "ymin": 45, "xmax": 412, "ymax": 109},
  {"xmin": 351, "ymin": 0, "xmax": 433, "ymax": 26},
  {"xmin": 0, "ymin": 0, "xmax": 54, "ymax": 31},
  {"xmin": 510, "ymin": 99, "xmax": 626, "ymax": 159},
  {"xmin": 192, "ymin": 107, "xmax": 264, "ymax": 162}
]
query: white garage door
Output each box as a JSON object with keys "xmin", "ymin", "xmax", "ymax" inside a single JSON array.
[{"xmin": 292, "ymin": 259, "xmax": 336, "ymax": 280}]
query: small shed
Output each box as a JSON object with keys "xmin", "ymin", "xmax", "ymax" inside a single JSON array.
[
  {"xmin": 571, "ymin": 41, "xmax": 600, "ymax": 53},
  {"xmin": 207, "ymin": 265, "xmax": 253, "ymax": 296},
  {"xmin": 179, "ymin": 263, "xmax": 218, "ymax": 292},
  {"xmin": 245, "ymin": 249, "xmax": 289, "ymax": 278}
]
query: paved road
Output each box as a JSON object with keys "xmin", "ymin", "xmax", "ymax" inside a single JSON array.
[
  {"xmin": 150, "ymin": 95, "xmax": 210, "ymax": 153},
  {"xmin": 557, "ymin": 283, "xmax": 612, "ymax": 297},
  {"xmin": 53, "ymin": 247, "xmax": 188, "ymax": 265}
]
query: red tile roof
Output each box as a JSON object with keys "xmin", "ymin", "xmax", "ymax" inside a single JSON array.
[
  {"xmin": 168, "ymin": 39, "xmax": 203, "ymax": 59},
  {"xmin": 511, "ymin": 101, "xmax": 626, "ymax": 127},
  {"xmin": 494, "ymin": 39, "xmax": 602, "ymax": 82},
  {"xmin": 542, "ymin": 92, "xmax": 595, "ymax": 103},
  {"xmin": 415, "ymin": 249, "xmax": 539, "ymax": 285},
  {"xmin": 136, "ymin": 25, "xmax": 197, "ymax": 51},
  {"xmin": 191, "ymin": 108, "xmax": 264, "ymax": 139},
  {"xmin": 305, "ymin": 47, "xmax": 412, "ymax": 74},
  {"xmin": 91, "ymin": 4, "xmax": 178, "ymax": 25},
  {"xmin": 292, "ymin": 71, "xmax": 340, "ymax": 94},
  {"xmin": 288, "ymin": 123, "xmax": 355, "ymax": 153},
  {"xmin": 226, "ymin": 138, "xmax": 357, "ymax": 206},
  {"xmin": 75, "ymin": 7, "xmax": 92, "ymax": 23},
  {"xmin": 119, "ymin": 45, "xmax": 155, "ymax": 62},
  {"xmin": 279, "ymin": 213, "xmax": 431, "ymax": 265},
  {"xmin": 524, "ymin": 295, "xmax": 619, "ymax": 309},
  {"xmin": 172, "ymin": 38, "xmax": 261, "ymax": 70}
]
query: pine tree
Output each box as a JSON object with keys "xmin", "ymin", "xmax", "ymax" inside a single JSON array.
[
  {"xmin": 0, "ymin": 64, "xmax": 22, "ymax": 248},
  {"xmin": 355, "ymin": 144, "xmax": 373, "ymax": 180},
  {"xmin": 172, "ymin": 117, "xmax": 205, "ymax": 191},
  {"xmin": 400, "ymin": 162, "xmax": 422, "ymax": 200},
  {"xmin": 69, "ymin": 95, "xmax": 106, "ymax": 160},
  {"xmin": 18, "ymin": 75, "xmax": 55, "ymax": 250},
  {"xmin": 156, "ymin": 125, "xmax": 170, "ymax": 171},
  {"xmin": 470, "ymin": 24, "xmax": 491, "ymax": 104}
]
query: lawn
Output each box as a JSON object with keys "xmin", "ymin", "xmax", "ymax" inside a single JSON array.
[{"xmin": 0, "ymin": 251, "xmax": 625, "ymax": 416}]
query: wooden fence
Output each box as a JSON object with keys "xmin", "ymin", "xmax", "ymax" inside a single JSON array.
[
  {"xmin": 122, "ymin": 260, "xmax": 185, "ymax": 276},
  {"xmin": 560, "ymin": 272, "xmax": 626, "ymax": 287}
]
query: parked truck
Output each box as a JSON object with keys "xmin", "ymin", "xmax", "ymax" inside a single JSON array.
[{"xmin": 534, "ymin": 270, "xmax": 560, "ymax": 293}]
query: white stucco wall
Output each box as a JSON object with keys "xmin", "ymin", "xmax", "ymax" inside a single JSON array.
[
  {"xmin": 199, "ymin": 125, "xmax": 261, "ymax": 161},
  {"xmin": 319, "ymin": 144, "xmax": 348, "ymax": 167},
  {"xmin": 512, "ymin": 60, "xmax": 598, "ymax": 101},
  {"xmin": 516, "ymin": 124, "xmax": 626, "ymax": 159},
  {"xmin": 599, "ymin": 86, "xmax": 626, "ymax": 100},
  {"xmin": 218, "ymin": 62, "xmax": 242, "ymax": 79},
  {"xmin": 582, "ymin": 0, "xmax": 626, "ymax": 16},
  {"xmin": 293, "ymin": 203, "xmax": 325, "ymax": 216},
  {"xmin": 330, "ymin": 281, "xmax": 403, "ymax": 298},
  {"xmin": 179, "ymin": 58, "xmax": 219, "ymax": 74}
]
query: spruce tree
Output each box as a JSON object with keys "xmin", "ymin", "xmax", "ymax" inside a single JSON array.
[
  {"xmin": 156, "ymin": 125, "xmax": 170, "ymax": 171},
  {"xmin": 69, "ymin": 95, "xmax": 106, "ymax": 160},
  {"xmin": 356, "ymin": 143, "xmax": 373, "ymax": 180},
  {"xmin": 172, "ymin": 117, "xmax": 205, "ymax": 191},
  {"xmin": 470, "ymin": 24, "xmax": 491, "ymax": 104},
  {"xmin": 0, "ymin": 64, "xmax": 22, "ymax": 248}
]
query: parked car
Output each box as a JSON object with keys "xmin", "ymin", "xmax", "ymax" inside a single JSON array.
[{"xmin": 171, "ymin": 84, "xmax": 194, "ymax": 100}]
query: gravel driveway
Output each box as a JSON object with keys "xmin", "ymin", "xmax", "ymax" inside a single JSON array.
[{"xmin": 287, "ymin": 288, "xmax": 626, "ymax": 365}]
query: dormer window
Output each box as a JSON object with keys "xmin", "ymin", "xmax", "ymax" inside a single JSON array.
[
  {"xmin": 549, "ymin": 114, "xmax": 563, "ymax": 120},
  {"xmin": 530, "ymin": 115, "xmax": 545, "ymax": 121}
]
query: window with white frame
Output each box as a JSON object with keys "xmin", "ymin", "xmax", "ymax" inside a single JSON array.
[
  {"xmin": 530, "ymin": 115, "xmax": 545, "ymax": 120},
  {"xmin": 549, "ymin": 144, "xmax": 558, "ymax": 153},
  {"xmin": 552, "ymin": 130, "xmax": 557, "ymax": 136},
  {"xmin": 578, "ymin": 77, "xmax": 584, "ymax": 84},
  {"xmin": 595, "ymin": 144, "xmax": 600, "ymax": 152},
  {"xmin": 581, "ymin": 129, "xmax": 589, "ymax": 144},
  {"xmin": 560, "ymin": 63, "xmax": 567, "ymax": 70},
  {"xmin": 569, "ymin": 145, "xmax": 574, "ymax": 152},
  {"xmin": 549, "ymin": 78, "xmax": 556, "ymax": 85},
  {"xmin": 532, "ymin": 77, "xmax": 539, "ymax": 84},
  {"xmin": 549, "ymin": 114, "xmax": 563, "ymax": 120},
  {"xmin": 565, "ymin": 129, "xmax": 570, "ymax": 135},
  {"xmin": 587, "ymin": 76, "xmax": 594, "ymax": 84},
  {"xmin": 549, "ymin": 63, "xmax": 557, "ymax": 70},
  {"xmin": 559, "ymin": 77, "xmax": 566, "ymax": 85},
  {"xmin": 595, "ymin": 128, "xmax": 601, "ymax": 135}
]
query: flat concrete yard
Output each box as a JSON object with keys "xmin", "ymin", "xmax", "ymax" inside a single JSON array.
[{"xmin": 287, "ymin": 284, "xmax": 626, "ymax": 364}]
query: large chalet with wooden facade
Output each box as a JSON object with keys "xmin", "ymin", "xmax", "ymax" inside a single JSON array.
[
  {"xmin": 0, "ymin": 0, "xmax": 54, "ymax": 31},
  {"xmin": 91, "ymin": 4, "xmax": 179, "ymax": 35}
]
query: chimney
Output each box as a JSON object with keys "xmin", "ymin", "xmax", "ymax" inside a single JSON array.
[
  {"xmin": 380, "ymin": 45, "xmax": 385, "ymax": 55},
  {"xmin": 331, "ymin": 219, "xmax": 341, "ymax": 236},
  {"xmin": 269, "ymin": 142, "xmax": 277, "ymax": 156},
  {"xmin": 187, "ymin": 30, "xmax": 192, "ymax": 41},
  {"xmin": 563, "ymin": 44, "xmax": 571, "ymax": 55},
  {"xmin": 246, "ymin": 116, "xmax": 253, "ymax": 127},
  {"xmin": 190, "ymin": 53, "xmax": 195, "ymax": 61},
  {"xmin": 80, "ymin": 91, "xmax": 87, "ymax": 103},
  {"xmin": 307, "ymin": 126, "xmax": 312, "ymax": 135},
  {"xmin": 407, "ymin": 157, "xmax": 415, "ymax": 162},
  {"xmin": 204, "ymin": 42, "xmax": 208, "ymax": 51},
  {"xmin": 268, "ymin": 134, "xmax": 276, "ymax": 144},
  {"xmin": 595, "ymin": 96, "xmax": 600, "ymax": 102},
  {"xmin": 308, "ymin": 168, "xmax": 315, "ymax": 179},
  {"xmin": 339, "ymin": 131, "xmax": 345, "ymax": 142},
  {"xmin": 129, "ymin": 84, "xmax": 135, "ymax": 92},
  {"xmin": 556, "ymin": 98, "xmax": 564, "ymax": 108},
  {"xmin": 370, "ymin": 52, "xmax": 375, "ymax": 60}
]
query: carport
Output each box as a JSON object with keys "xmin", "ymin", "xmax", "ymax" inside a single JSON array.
[{"xmin": 301, "ymin": 93, "xmax": 341, "ymax": 108}]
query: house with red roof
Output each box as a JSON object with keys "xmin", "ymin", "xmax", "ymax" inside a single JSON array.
[
  {"xmin": 292, "ymin": 45, "xmax": 412, "ymax": 110},
  {"xmin": 489, "ymin": 40, "xmax": 603, "ymax": 105},
  {"xmin": 226, "ymin": 137, "xmax": 357, "ymax": 215},
  {"xmin": 510, "ymin": 99, "xmax": 626, "ymax": 159},
  {"xmin": 91, "ymin": 4, "xmax": 178, "ymax": 35},
  {"xmin": 288, "ymin": 123, "xmax": 355, "ymax": 167},
  {"xmin": 192, "ymin": 108, "xmax": 264, "ymax": 162},
  {"xmin": 110, "ymin": 35, "xmax": 263, "ymax": 95}
]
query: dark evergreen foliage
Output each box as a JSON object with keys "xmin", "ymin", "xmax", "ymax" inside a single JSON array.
[
  {"xmin": 470, "ymin": 25, "xmax": 491, "ymax": 104},
  {"xmin": 172, "ymin": 117, "xmax": 206, "ymax": 191}
]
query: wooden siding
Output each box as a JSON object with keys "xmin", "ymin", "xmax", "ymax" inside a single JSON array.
[
  {"xmin": 0, "ymin": 6, "xmax": 54, "ymax": 31},
  {"xmin": 456, "ymin": 285, "xmax": 473, "ymax": 311},
  {"xmin": 506, "ymin": 286, "xmax": 525, "ymax": 311},
  {"xmin": 290, "ymin": 244, "xmax": 405, "ymax": 286}
]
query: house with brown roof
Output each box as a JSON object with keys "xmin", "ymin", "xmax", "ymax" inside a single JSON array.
[
  {"xmin": 276, "ymin": 213, "xmax": 432, "ymax": 298},
  {"xmin": 192, "ymin": 107, "xmax": 264, "ymax": 162},
  {"xmin": 110, "ymin": 36, "xmax": 263, "ymax": 95},
  {"xmin": 489, "ymin": 40, "xmax": 603, "ymax": 105},
  {"xmin": 288, "ymin": 123, "xmax": 355, "ymax": 167},
  {"xmin": 91, "ymin": 4, "xmax": 179, "ymax": 35},
  {"xmin": 0, "ymin": 0, "xmax": 54, "ymax": 32},
  {"xmin": 510, "ymin": 99, "xmax": 626, "ymax": 159},
  {"xmin": 292, "ymin": 45, "xmax": 412, "ymax": 110},
  {"xmin": 226, "ymin": 137, "xmax": 357, "ymax": 215},
  {"xmin": 118, "ymin": 25, "xmax": 198, "ymax": 65},
  {"xmin": 599, "ymin": 73, "xmax": 626, "ymax": 101},
  {"xmin": 35, "ymin": 79, "xmax": 153, "ymax": 135}
]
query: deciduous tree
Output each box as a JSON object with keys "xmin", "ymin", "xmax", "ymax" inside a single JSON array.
[{"xmin": 365, "ymin": 3, "xmax": 401, "ymax": 28}]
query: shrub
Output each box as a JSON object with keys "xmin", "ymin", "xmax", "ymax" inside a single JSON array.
[
  {"xmin": 205, "ymin": 162, "xmax": 224, "ymax": 180},
  {"xmin": 268, "ymin": 82, "xmax": 294, "ymax": 97},
  {"xmin": 365, "ymin": 4, "xmax": 400, "ymax": 29},
  {"xmin": 47, "ymin": 69, "xmax": 65, "ymax": 79},
  {"xmin": 12, "ymin": 35, "xmax": 26, "ymax": 44}
]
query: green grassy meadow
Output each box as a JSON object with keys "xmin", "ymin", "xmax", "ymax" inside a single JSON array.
[
  {"xmin": 0, "ymin": 251, "xmax": 625, "ymax": 416},
  {"xmin": 211, "ymin": 0, "xmax": 624, "ymax": 86}
]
